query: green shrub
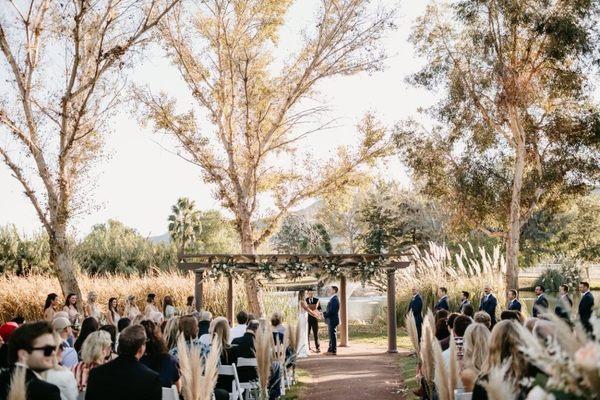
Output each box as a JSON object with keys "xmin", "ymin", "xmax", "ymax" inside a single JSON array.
[{"xmin": 534, "ymin": 257, "xmax": 583, "ymax": 292}]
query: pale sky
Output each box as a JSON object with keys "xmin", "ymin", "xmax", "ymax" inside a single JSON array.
[{"xmin": 0, "ymin": 1, "xmax": 437, "ymax": 238}]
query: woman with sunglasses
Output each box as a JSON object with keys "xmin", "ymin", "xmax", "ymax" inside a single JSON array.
[{"xmin": 71, "ymin": 330, "xmax": 113, "ymax": 393}]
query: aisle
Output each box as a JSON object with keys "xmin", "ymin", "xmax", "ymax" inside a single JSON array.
[{"xmin": 295, "ymin": 341, "xmax": 408, "ymax": 400}]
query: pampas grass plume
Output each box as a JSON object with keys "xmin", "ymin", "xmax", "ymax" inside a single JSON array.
[
  {"xmin": 8, "ymin": 366, "xmax": 26, "ymax": 400},
  {"xmin": 481, "ymin": 361, "xmax": 516, "ymax": 400},
  {"xmin": 448, "ymin": 333, "xmax": 458, "ymax": 396},
  {"xmin": 405, "ymin": 310, "xmax": 420, "ymax": 357},
  {"xmin": 254, "ymin": 320, "xmax": 273, "ymax": 396},
  {"xmin": 432, "ymin": 333, "xmax": 451, "ymax": 400}
]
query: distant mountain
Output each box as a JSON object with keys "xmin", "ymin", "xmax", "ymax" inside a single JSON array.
[{"xmin": 148, "ymin": 232, "xmax": 171, "ymax": 244}]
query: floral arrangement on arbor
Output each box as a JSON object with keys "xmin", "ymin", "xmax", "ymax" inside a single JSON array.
[
  {"xmin": 321, "ymin": 261, "xmax": 342, "ymax": 278},
  {"xmin": 283, "ymin": 261, "xmax": 312, "ymax": 279},
  {"xmin": 207, "ymin": 259, "xmax": 237, "ymax": 279},
  {"xmin": 257, "ymin": 261, "xmax": 276, "ymax": 281},
  {"xmin": 354, "ymin": 259, "xmax": 382, "ymax": 286}
]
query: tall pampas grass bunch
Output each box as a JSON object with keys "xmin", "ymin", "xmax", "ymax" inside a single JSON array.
[
  {"xmin": 405, "ymin": 310, "xmax": 420, "ymax": 358},
  {"xmin": 7, "ymin": 366, "xmax": 26, "ymax": 400},
  {"xmin": 431, "ymin": 331, "xmax": 451, "ymax": 400},
  {"xmin": 254, "ymin": 320, "xmax": 274, "ymax": 399},
  {"xmin": 419, "ymin": 315, "xmax": 435, "ymax": 398},
  {"xmin": 177, "ymin": 333, "xmax": 220, "ymax": 400}
]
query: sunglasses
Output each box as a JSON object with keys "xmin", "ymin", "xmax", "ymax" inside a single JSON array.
[{"xmin": 30, "ymin": 345, "xmax": 57, "ymax": 357}]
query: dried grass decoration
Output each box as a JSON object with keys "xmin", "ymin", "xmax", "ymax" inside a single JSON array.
[{"xmin": 177, "ymin": 333, "xmax": 220, "ymax": 400}]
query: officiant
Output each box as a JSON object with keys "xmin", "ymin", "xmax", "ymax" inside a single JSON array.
[{"xmin": 306, "ymin": 289, "xmax": 321, "ymax": 353}]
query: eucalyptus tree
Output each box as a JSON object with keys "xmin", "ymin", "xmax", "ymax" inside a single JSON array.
[{"xmin": 399, "ymin": 0, "xmax": 600, "ymax": 289}]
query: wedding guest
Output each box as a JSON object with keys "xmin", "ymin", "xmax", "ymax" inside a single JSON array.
[
  {"xmin": 0, "ymin": 322, "xmax": 19, "ymax": 368},
  {"xmin": 270, "ymin": 312, "xmax": 285, "ymax": 344},
  {"xmin": 231, "ymin": 320, "xmax": 259, "ymax": 382},
  {"xmin": 578, "ymin": 281, "xmax": 595, "ymax": 333},
  {"xmin": 434, "ymin": 287, "xmax": 450, "ymax": 311},
  {"xmin": 52, "ymin": 317, "xmax": 78, "ymax": 369},
  {"xmin": 462, "ymin": 303, "xmax": 474, "ymax": 318},
  {"xmin": 162, "ymin": 295, "xmax": 176, "ymax": 319},
  {"xmin": 435, "ymin": 316, "xmax": 450, "ymax": 344},
  {"xmin": 500, "ymin": 310, "xmax": 523, "ymax": 324},
  {"xmin": 163, "ymin": 317, "xmax": 180, "ymax": 351},
  {"xmin": 507, "ymin": 289, "xmax": 522, "ymax": 312},
  {"xmin": 472, "ymin": 321, "xmax": 536, "ymax": 399},
  {"xmin": 478, "ymin": 285, "xmax": 497, "ymax": 326},
  {"xmin": 74, "ymin": 317, "xmax": 99, "ymax": 354},
  {"xmin": 43, "ymin": 342, "xmax": 78, "ymax": 400},
  {"xmin": 116, "ymin": 318, "xmax": 131, "ymax": 351},
  {"xmin": 148, "ymin": 311, "xmax": 165, "ymax": 326},
  {"xmin": 99, "ymin": 325, "xmax": 117, "ymax": 357},
  {"xmin": 555, "ymin": 284, "xmax": 573, "ymax": 321},
  {"xmin": 306, "ymin": 289, "xmax": 321, "ymax": 353},
  {"xmin": 62, "ymin": 294, "xmax": 80, "ymax": 325},
  {"xmin": 0, "ymin": 321, "xmax": 61, "ymax": 399},
  {"xmin": 532, "ymin": 285, "xmax": 549, "ymax": 318},
  {"xmin": 170, "ymin": 316, "xmax": 200, "ymax": 358},
  {"xmin": 230, "ymin": 311, "xmax": 249, "ymax": 342},
  {"xmin": 144, "ymin": 293, "xmax": 159, "ymax": 317},
  {"xmin": 105, "ymin": 297, "xmax": 120, "ymax": 327},
  {"xmin": 185, "ymin": 296, "xmax": 195, "ymax": 315},
  {"xmin": 407, "ymin": 287, "xmax": 424, "ymax": 340},
  {"xmin": 124, "ymin": 295, "xmax": 141, "ymax": 320},
  {"xmin": 71, "ymin": 331, "xmax": 112, "ymax": 392},
  {"xmin": 439, "ymin": 313, "xmax": 459, "ymax": 350},
  {"xmin": 85, "ymin": 292, "xmax": 102, "ymax": 321},
  {"xmin": 140, "ymin": 320, "xmax": 180, "ymax": 389},
  {"xmin": 210, "ymin": 317, "xmax": 238, "ymax": 394},
  {"xmin": 459, "ymin": 291, "xmax": 471, "ymax": 313},
  {"xmin": 434, "ymin": 309, "xmax": 449, "ymax": 324},
  {"xmin": 85, "ymin": 325, "xmax": 162, "ymax": 400},
  {"xmin": 44, "ymin": 293, "xmax": 59, "ymax": 322},
  {"xmin": 473, "ymin": 311, "xmax": 491, "ymax": 330},
  {"xmin": 462, "ymin": 322, "xmax": 491, "ymax": 373},
  {"xmin": 442, "ymin": 314, "xmax": 472, "ymax": 369},
  {"xmin": 197, "ymin": 311, "xmax": 212, "ymax": 336}
]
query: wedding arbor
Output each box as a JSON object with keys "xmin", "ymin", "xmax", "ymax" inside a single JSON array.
[{"xmin": 178, "ymin": 253, "xmax": 411, "ymax": 353}]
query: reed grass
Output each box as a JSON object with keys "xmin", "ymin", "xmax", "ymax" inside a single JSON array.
[
  {"xmin": 254, "ymin": 320, "xmax": 273, "ymax": 398},
  {"xmin": 177, "ymin": 332, "xmax": 220, "ymax": 400},
  {"xmin": 432, "ymin": 331, "xmax": 450, "ymax": 400},
  {"xmin": 7, "ymin": 366, "xmax": 26, "ymax": 400}
]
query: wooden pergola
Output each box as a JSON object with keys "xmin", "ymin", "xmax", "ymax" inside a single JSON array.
[{"xmin": 178, "ymin": 253, "xmax": 411, "ymax": 353}]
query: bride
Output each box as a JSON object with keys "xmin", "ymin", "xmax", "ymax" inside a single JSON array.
[{"xmin": 297, "ymin": 290, "xmax": 320, "ymax": 358}]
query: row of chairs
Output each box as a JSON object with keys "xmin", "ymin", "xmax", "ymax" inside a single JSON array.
[{"xmin": 219, "ymin": 357, "xmax": 296, "ymax": 400}]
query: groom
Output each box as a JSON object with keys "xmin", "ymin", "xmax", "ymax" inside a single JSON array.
[{"xmin": 322, "ymin": 286, "xmax": 340, "ymax": 356}]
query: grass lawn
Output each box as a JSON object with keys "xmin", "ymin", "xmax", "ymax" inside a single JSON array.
[{"xmin": 280, "ymin": 369, "xmax": 309, "ymax": 400}]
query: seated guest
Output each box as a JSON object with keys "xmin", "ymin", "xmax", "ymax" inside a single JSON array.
[
  {"xmin": 0, "ymin": 322, "xmax": 19, "ymax": 368},
  {"xmin": 439, "ymin": 313, "xmax": 459, "ymax": 350},
  {"xmin": 461, "ymin": 323, "xmax": 490, "ymax": 374},
  {"xmin": 43, "ymin": 343, "xmax": 78, "ymax": 400},
  {"xmin": 0, "ymin": 321, "xmax": 61, "ymax": 400},
  {"xmin": 231, "ymin": 320, "xmax": 259, "ymax": 382},
  {"xmin": 140, "ymin": 320, "xmax": 180, "ymax": 390},
  {"xmin": 52, "ymin": 317, "xmax": 78, "ymax": 369},
  {"xmin": 462, "ymin": 303, "xmax": 474, "ymax": 318},
  {"xmin": 524, "ymin": 317, "xmax": 538, "ymax": 332},
  {"xmin": 99, "ymin": 325, "xmax": 118, "ymax": 356},
  {"xmin": 270, "ymin": 313, "xmax": 285, "ymax": 344},
  {"xmin": 163, "ymin": 316, "xmax": 180, "ymax": 351},
  {"xmin": 198, "ymin": 311, "xmax": 212, "ymax": 337},
  {"xmin": 210, "ymin": 317, "xmax": 238, "ymax": 393},
  {"xmin": 500, "ymin": 310, "xmax": 523, "ymax": 324},
  {"xmin": 230, "ymin": 311, "xmax": 249, "ymax": 343},
  {"xmin": 170, "ymin": 316, "xmax": 200, "ymax": 359},
  {"xmin": 116, "ymin": 318, "xmax": 131, "ymax": 352},
  {"xmin": 434, "ymin": 287, "xmax": 450, "ymax": 311},
  {"xmin": 442, "ymin": 314, "xmax": 472, "ymax": 369},
  {"xmin": 507, "ymin": 289, "xmax": 522, "ymax": 312},
  {"xmin": 85, "ymin": 325, "xmax": 161, "ymax": 400},
  {"xmin": 472, "ymin": 321, "xmax": 536, "ymax": 400},
  {"xmin": 71, "ymin": 331, "xmax": 112, "ymax": 392},
  {"xmin": 435, "ymin": 318, "xmax": 450, "ymax": 343},
  {"xmin": 74, "ymin": 317, "xmax": 99, "ymax": 355},
  {"xmin": 435, "ymin": 309, "xmax": 449, "ymax": 324},
  {"xmin": 473, "ymin": 311, "xmax": 491, "ymax": 330}
]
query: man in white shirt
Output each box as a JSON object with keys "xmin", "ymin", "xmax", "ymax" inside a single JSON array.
[
  {"xmin": 51, "ymin": 317, "xmax": 78, "ymax": 369},
  {"xmin": 229, "ymin": 311, "xmax": 249, "ymax": 343}
]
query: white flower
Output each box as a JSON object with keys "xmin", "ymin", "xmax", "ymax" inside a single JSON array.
[{"xmin": 525, "ymin": 386, "xmax": 555, "ymax": 400}]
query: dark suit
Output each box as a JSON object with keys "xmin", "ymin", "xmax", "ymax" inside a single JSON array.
[
  {"xmin": 306, "ymin": 296, "xmax": 321, "ymax": 351},
  {"xmin": 554, "ymin": 294, "xmax": 573, "ymax": 321},
  {"xmin": 408, "ymin": 294, "xmax": 423, "ymax": 340},
  {"xmin": 507, "ymin": 299, "xmax": 522, "ymax": 312},
  {"xmin": 86, "ymin": 355, "xmax": 161, "ymax": 400},
  {"xmin": 323, "ymin": 294, "xmax": 340, "ymax": 354},
  {"xmin": 459, "ymin": 300, "xmax": 470, "ymax": 313},
  {"xmin": 0, "ymin": 365, "xmax": 61, "ymax": 400},
  {"xmin": 579, "ymin": 291, "xmax": 595, "ymax": 333},
  {"xmin": 434, "ymin": 296, "xmax": 449, "ymax": 311},
  {"xmin": 479, "ymin": 294, "xmax": 497, "ymax": 326},
  {"xmin": 533, "ymin": 294, "xmax": 549, "ymax": 318},
  {"xmin": 231, "ymin": 332, "xmax": 257, "ymax": 383}
]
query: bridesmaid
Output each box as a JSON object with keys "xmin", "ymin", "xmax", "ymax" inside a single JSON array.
[
  {"xmin": 63, "ymin": 293, "xmax": 80, "ymax": 325},
  {"xmin": 85, "ymin": 292, "xmax": 102, "ymax": 321},
  {"xmin": 124, "ymin": 295, "xmax": 141, "ymax": 320},
  {"xmin": 105, "ymin": 297, "xmax": 120, "ymax": 327},
  {"xmin": 43, "ymin": 293, "xmax": 59, "ymax": 321},
  {"xmin": 144, "ymin": 293, "xmax": 159, "ymax": 317}
]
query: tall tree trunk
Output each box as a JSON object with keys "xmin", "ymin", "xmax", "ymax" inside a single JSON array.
[
  {"xmin": 506, "ymin": 111, "xmax": 525, "ymax": 291},
  {"xmin": 240, "ymin": 217, "xmax": 265, "ymax": 316},
  {"xmin": 49, "ymin": 223, "xmax": 83, "ymax": 312}
]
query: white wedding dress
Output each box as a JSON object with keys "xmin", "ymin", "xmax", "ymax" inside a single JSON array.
[{"xmin": 297, "ymin": 302, "xmax": 309, "ymax": 358}]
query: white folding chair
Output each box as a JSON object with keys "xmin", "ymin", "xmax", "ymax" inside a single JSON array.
[
  {"xmin": 162, "ymin": 385, "xmax": 178, "ymax": 400},
  {"xmin": 218, "ymin": 363, "xmax": 244, "ymax": 400},
  {"xmin": 236, "ymin": 357, "xmax": 259, "ymax": 400}
]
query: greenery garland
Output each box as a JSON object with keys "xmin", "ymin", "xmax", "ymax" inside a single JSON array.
[
  {"xmin": 322, "ymin": 261, "xmax": 341, "ymax": 278},
  {"xmin": 257, "ymin": 261, "xmax": 276, "ymax": 281},
  {"xmin": 355, "ymin": 259, "xmax": 382, "ymax": 286},
  {"xmin": 283, "ymin": 261, "xmax": 311, "ymax": 279},
  {"xmin": 207, "ymin": 260, "xmax": 237, "ymax": 279}
]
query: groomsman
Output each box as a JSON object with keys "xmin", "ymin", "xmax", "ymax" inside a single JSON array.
[
  {"xmin": 434, "ymin": 287, "xmax": 449, "ymax": 311},
  {"xmin": 306, "ymin": 289, "xmax": 321, "ymax": 353},
  {"xmin": 555, "ymin": 284, "xmax": 573, "ymax": 321},
  {"xmin": 408, "ymin": 287, "xmax": 423, "ymax": 340},
  {"xmin": 459, "ymin": 291, "xmax": 471, "ymax": 313},
  {"xmin": 578, "ymin": 281, "xmax": 595, "ymax": 333},
  {"xmin": 507, "ymin": 289, "xmax": 522, "ymax": 312},
  {"xmin": 479, "ymin": 285, "xmax": 497, "ymax": 326},
  {"xmin": 533, "ymin": 285, "xmax": 549, "ymax": 318}
]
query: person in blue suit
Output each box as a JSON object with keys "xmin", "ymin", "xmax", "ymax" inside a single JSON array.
[
  {"xmin": 323, "ymin": 286, "xmax": 340, "ymax": 355},
  {"xmin": 434, "ymin": 287, "xmax": 450, "ymax": 311},
  {"xmin": 533, "ymin": 285, "xmax": 549, "ymax": 318},
  {"xmin": 578, "ymin": 281, "xmax": 595, "ymax": 334},
  {"xmin": 479, "ymin": 285, "xmax": 497, "ymax": 326},
  {"xmin": 407, "ymin": 287, "xmax": 423, "ymax": 340},
  {"xmin": 507, "ymin": 289, "xmax": 522, "ymax": 312}
]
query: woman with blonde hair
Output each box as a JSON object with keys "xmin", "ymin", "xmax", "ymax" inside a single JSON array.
[
  {"xmin": 124, "ymin": 295, "xmax": 141, "ymax": 320},
  {"xmin": 163, "ymin": 316, "xmax": 180, "ymax": 351},
  {"xmin": 460, "ymin": 322, "xmax": 491, "ymax": 392},
  {"xmin": 85, "ymin": 292, "xmax": 102, "ymax": 321},
  {"xmin": 71, "ymin": 330, "xmax": 112, "ymax": 392},
  {"xmin": 209, "ymin": 317, "xmax": 237, "ymax": 394},
  {"xmin": 472, "ymin": 320, "xmax": 536, "ymax": 399}
]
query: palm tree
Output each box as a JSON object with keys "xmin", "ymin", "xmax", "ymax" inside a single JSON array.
[{"xmin": 168, "ymin": 198, "xmax": 202, "ymax": 252}]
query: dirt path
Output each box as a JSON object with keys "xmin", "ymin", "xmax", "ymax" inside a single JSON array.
[{"xmin": 295, "ymin": 341, "xmax": 409, "ymax": 400}]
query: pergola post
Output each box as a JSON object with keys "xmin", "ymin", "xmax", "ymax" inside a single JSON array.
[
  {"xmin": 339, "ymin": 274, "xmax": 348, "ymax": 347},
  {"xmin": 387, "ymin": 268, "xmax": 398, "ymax": 353},
  {"xmin": 194, "ymin": 271, "xmax": 203, "ymax": 311},
  {"xmin": 227, "ymin": 276, "xmax": 235, "ymax": 327}
]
